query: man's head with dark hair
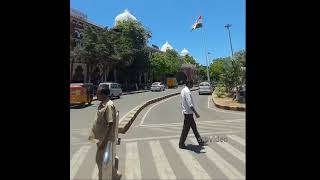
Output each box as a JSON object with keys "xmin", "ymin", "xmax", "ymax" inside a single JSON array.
[
  {"xmin": 96, "ymin": 85, "xmax": 110, "ymax": 101},
  {"xmin": 185, "ymin": 80, "xmax": 193, "ymax": 88}
]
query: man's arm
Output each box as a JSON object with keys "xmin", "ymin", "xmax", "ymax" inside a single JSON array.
[
  {"xmin": 98, "ymin": 105, "xmax": 116, "ymax": 149},
  {"xmin": 98, "ymin": 122, "xmax": 113, "ymax": 149},
  {"xmin": 190, "ymin": 106, "xmax": 200, "ymax": 118},
  {"xmin": 186, "ymin": 92, "xmax": 200, "ymax": 118}
]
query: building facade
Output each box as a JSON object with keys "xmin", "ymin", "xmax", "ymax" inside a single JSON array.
[
  {"xmin": 70, "ymin": 8, "xmax": 105, "ymax": 83},
  {"xmin": 70, "ymin": 8, "xmax": 193, "ymax": 87}
]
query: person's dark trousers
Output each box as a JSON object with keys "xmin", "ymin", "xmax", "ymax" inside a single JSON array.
[{"xmin": 179, "ymin": 114, "xmax": 203, "ymax": 146}]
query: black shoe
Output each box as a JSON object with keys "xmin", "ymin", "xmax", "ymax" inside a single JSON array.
[{"xmin": 179, "ymin": 144, "xmax": 187, "ymax": 149}]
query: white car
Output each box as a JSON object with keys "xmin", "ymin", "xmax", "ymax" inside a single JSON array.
[
  {"xmin": 199, "ymin": 82, "xmax": 213, "ymax": 95},
  {"xmin": 151, "ymin": 82, "xmax": 165, "ymax": 92},
  {"xmin": 99, "ymin": 82, "xmax": 122, "ymax": 99}
]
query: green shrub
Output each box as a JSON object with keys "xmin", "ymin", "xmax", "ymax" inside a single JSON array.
[{"xmin": 215, "ymin": 84, "xmax": 226, "ymax": 98}]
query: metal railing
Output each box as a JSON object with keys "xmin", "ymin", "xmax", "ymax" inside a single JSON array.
[{"xmin": 102, "ymin": 111, "xmax": 120, "ymax": 180}]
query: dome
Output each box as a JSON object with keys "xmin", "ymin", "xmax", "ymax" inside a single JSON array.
[
  {"xmin": 161, "ymin": 41, "xmax": 173, "ymax": 52},
  {"xmin": 114, "ymin": 9, "xmax": 137, "ymax": 26},
  {"xmin": 181, "ymin": 48, "xmax": 189, "ymax": 56}
]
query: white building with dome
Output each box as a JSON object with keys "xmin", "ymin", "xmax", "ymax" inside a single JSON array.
[
  {"xmin": 181, "ymin": 48, "xmax": 190, "ymax": 56},
  {"xmin": 161, "ymin": 41, "xmax": 174, "ymax": 52},
  {"xmin": 114, "ymin": 9, "xmax": 137, "ymax": 26}
]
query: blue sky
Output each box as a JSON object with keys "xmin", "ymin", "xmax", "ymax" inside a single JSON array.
[{"xmin": 70, "ymin": 0, "xmax": 245, "ymax": 66}]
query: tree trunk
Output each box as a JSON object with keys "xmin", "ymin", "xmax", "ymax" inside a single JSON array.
[
  {"xmin": 235, "ymin": 89, "xmax": 240, "ymax": 101},
  {"xmin": 113, "ymin": 68, "xmax": 117, "ymax": 82},
  {"xmin": 86, "ymin": 63, "xmax": 90, "ymax": 83},
  {"xmin": 125, "ymin": 79, "xmax": 128, "ymax": 91},
  {"xmin": 138, "ymin": 72, "xmax": 142, "ymax": 86},
  {"xmin": 70, "ymin": 58, "xmax": 74, "ymax": 82},
  {"xmin": 144, "ymin": 72, "xmax": 148, "ymax": 85},
  {"xmin": 104, "ymin": 66, "xmax": 110, "ymax": 82},
  {"xmin": 88, "ymin": 65, "xmax": 92, "ymax": 83}
]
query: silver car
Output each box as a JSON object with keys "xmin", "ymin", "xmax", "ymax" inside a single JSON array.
[
  {"xmin": 99, "ymin": 82, "xmax": 123, "ymax": 99},
  {"xmin": 199, "ymin": 82, "xmax": 213, "ymax": 95},
  {"xmin": 150, "ymin": 82, "xmax": 165, "ymax": 92}
]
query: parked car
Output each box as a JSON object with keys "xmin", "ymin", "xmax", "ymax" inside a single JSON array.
[
  {"xmin": 198, "ymin": 82, "xmax": 213, "ymax": 95},
  {"xmin": 150, "ymin": 82, "xmax": 165, "ymax": 92},
  {"xmin": 98, "ymin": 82, "xmax": 122, "ymax": 99}
]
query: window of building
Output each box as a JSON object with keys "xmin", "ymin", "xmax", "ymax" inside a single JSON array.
[
  {"xmin": 72, "ymin": 20, "xmax": 77, "ymax": 25},
  {"xmin": 74, "ymin": 31, "xmax": 81, "ymax": 39},
  {"xmin": 78, "ymin": 22, "xmax": 84, "ymax": 29}
]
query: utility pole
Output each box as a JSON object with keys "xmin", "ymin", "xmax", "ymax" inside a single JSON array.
[{"xmin": 225, "ymin": 24, "xmax": 234, "ymax": 57}]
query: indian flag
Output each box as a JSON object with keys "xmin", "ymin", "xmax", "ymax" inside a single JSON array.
[{"xmin": 191, "ymin": 16, "xmax": 203, "ymax": 31}]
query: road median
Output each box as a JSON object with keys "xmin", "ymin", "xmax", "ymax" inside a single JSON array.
[
  {"xmin": 211, "ymin": 93, "xmax": 246, "ymax": 112},
  {"xmin": 118, "ymin": 87, "xmax": 199, "ymax": 134}
]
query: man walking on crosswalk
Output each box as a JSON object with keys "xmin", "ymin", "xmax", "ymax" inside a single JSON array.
[
  {"xmin": 179, "ymin": 80, "xmax": 206, "ymax": 149},
  {"xmin": 88, "ymin": 86, "xmax": 121, "ymax": 180}
]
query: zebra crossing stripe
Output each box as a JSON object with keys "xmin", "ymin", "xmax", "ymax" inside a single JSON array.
[
  {"xmin": 122, "ymin": 131, "xmax": 243, "ymax": 142},
  {"xmin": 196, "ymin": 124, "xmax": 231, "ymax": 131},
  {"xmin": 148, "ymin": 127, "xmax": 180, "ymax": 134},
  {"xmin": 138, "ymin": 119, "xmax": 245, "ymax": 128},
  {"xmin": 139, "ymin": 123, "xmax": 183, "ymax": 128},
  {"xmin": 165, "ymin": 126, "xmax": 182, "ymax": 131},
  {"xmin": 212, "ymin": 121, "xmax": 245, "ymax": 127},
  {"xmin": 70, "ymin": 145, "xmax": 92, "ymax": 179},
  {"xmin": 149, "ymin": 141, "xmax": 176, "ymax": 179},
  {"xmin": 91, "ymin": 165, "xmax": 99, "ymax": 180},
  {"xmin": 169, "ymin": 139, "xmax": 210, "ymax": 179},
  {"xmin": 189, "ymin": 138, "xmax": 245, "ymax": 180},
  {"xmin": 199, "ymin": 122, "xmax": 243, "ymax": 129},
  {"xmin": 125, "ymin": 142, "xmax": 142, "ymax": 179},
  {"xmin": 216, "ymin": 141, "xmax": 246, "ymax": 163},
  {"xmin": 227, "ymin": 135, "xmax": 246, "ymax": 146}
]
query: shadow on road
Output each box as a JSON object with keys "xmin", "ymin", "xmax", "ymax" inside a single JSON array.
[{"xmin": 185, "ymin": 144, "xmax": 206, "ymax": 154}]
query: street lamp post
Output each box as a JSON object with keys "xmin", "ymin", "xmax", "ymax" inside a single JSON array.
[
  {"xmin": 207, "ymin": 52, "xmax": 213, "ymax": 84},
  {"xmin": 205, "ymin": 48, "xmax": 210, "ymax": 83},
  {"xmin": 225, "ymin": 24, "xmax": 234, "ymax": 57},
  {"xmin": 208, "ymin": 52, "xmax": 213, "ymax": 65}
]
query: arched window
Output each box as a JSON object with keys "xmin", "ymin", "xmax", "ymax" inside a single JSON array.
[{"xmin": 74, "ymin": 31, "xmax": 81, "ymax": 39}]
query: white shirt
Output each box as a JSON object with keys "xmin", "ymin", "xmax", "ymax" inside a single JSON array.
[{"xmin": 181, "ymin": 86, "xmax": 194, "ymax": 114}]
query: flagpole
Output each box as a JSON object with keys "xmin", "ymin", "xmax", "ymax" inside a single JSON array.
[{"xmin": 202, "ymin": 18, "xmax": 210, "ymax": 83}]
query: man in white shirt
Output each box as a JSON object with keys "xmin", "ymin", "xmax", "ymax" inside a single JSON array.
[{"xmin": 179, "ymin": 80, "xmax": 205, "ymax": 149}]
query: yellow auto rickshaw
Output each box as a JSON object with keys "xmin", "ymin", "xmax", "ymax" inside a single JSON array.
[{"xmin": 70, "ymin": 83, "xmax": 94, "ymax": 106}]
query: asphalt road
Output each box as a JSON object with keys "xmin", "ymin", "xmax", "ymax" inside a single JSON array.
[
  {"xmin": 70, "ymin": 88, "xmax": 246, "ymax": 180},
  {"xmin": 71, "ymin": 86, "xmax": 187, "ymax": 179}
]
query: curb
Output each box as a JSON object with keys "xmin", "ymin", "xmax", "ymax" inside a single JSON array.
[
  {"xmin": 122, "ymin": 90, "xmax": 150, "ymax": 95},
  {"xmin": 118, "ymin": 88, "xmax": 199, "ymax": 134},
  {"xmin": 211, "ymin": 95, "xmax": 246, "ymax": 112}
]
